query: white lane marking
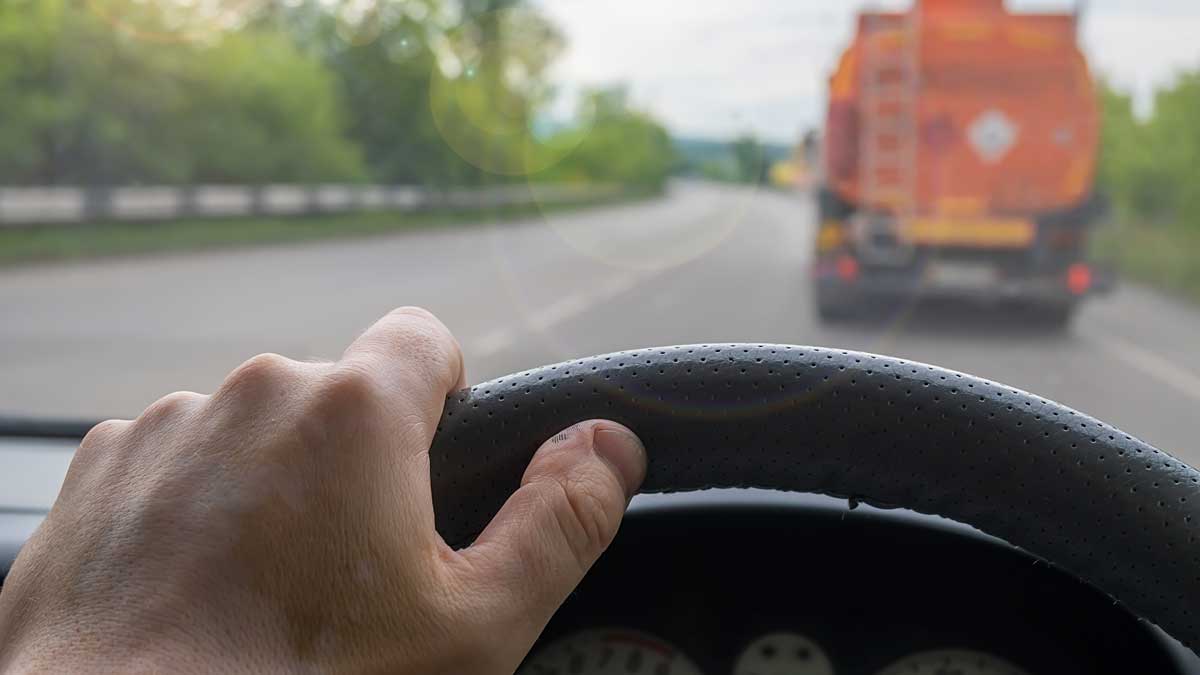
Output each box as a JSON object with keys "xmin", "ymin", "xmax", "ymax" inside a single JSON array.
[
  {"xmin": 1090, "ymin": 333, "xmax": 1200, "ymax": 402},
  {"xmin": 530, "ymin": 292, "xmax": 591, "ymax": 331},
  {"xmin": 470, "ymin": 269, "xmax": 655, "ymax": 358}
]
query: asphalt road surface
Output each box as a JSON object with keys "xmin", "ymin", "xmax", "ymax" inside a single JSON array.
[{"xmin": 2, "ymin": 182, "xmax": 1198, "ymax": 463}]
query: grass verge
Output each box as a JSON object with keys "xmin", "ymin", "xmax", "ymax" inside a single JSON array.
[
  {"xmin": 1091, "ymin": 220, "xmax": 1200, "ymax": 303},
  {"xmin": 0, "ymin": 190, "xmax": 650, "ymax": 267}
]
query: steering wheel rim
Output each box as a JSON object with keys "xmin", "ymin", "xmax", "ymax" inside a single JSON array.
[{"xmin": 429, "ymin": 344, "xmax": 1200, "ymax": 653}]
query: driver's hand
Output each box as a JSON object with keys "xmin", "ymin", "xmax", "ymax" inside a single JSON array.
[{"xmin": 0, "ymin": 307, "xmax": 646, "ymax": 674}]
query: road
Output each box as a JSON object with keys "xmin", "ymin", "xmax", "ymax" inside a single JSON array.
[{"xmin": 2, "ymin": 181, "xmax": 1199, "ymax": 463}]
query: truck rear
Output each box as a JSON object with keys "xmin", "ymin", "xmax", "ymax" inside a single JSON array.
[{"xmin": 814, "ymin": 0, "xmax": 1102, "ymax": 325}]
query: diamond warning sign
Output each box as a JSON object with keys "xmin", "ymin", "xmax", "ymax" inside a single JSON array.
[{"xmin": 967, "ymin": 109, "xmax": 1019, "ymax": 164}]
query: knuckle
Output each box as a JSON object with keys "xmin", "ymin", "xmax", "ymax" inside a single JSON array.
[
  {"xmin": 222, "ymin": 352, "xmax": 295, "ymax": 397},
  {"xmin": 137, "ymin": 391, "xmax": 203, "ymax": 425},
  {"xmin": 388, "ymin": 305, "xmax": 439, "ymax": 324},
  {"xmin": 383, "ymin": 309, "xmax": 462, "ymax": 375},
  {"xmin": 78, "ymin": 419, "xmax": 130, "ymax": 453},
  {"xmin": 311, "ymin": 364, "xmax": 381, "ymax": 418},
  {"xmin": 69, "ymin": 419, "xmax": 132, "ymax": 485}
]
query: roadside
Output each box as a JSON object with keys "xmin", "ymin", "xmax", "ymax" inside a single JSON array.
[
  {"xmin": 1091, "ymin": 220, "xmax": 1200, "ymax": 304},
  {"xmin": 0, "ymin": 188, "xmax": 655, "ymax": 267}
]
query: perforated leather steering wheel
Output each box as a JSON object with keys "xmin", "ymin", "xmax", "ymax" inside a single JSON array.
[{"xmin": 429, "ymin": 345, "xmax": 1200, "ymax": 654}]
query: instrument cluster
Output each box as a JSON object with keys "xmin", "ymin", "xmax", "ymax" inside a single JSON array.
[
  {"xmin": 515, "ymin": 500, "xmax": 1181, "ymax": 675},
  {"xmin": 520, "ymin": 628, "xmax": 1028, "ymax": 675}
]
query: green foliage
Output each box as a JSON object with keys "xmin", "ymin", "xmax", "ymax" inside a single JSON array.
[
  {"xmin": 270, "ymin": 0, "xmax": 479, "ymax": 185},
  {"xmin": 1092, "ymin": 220, "xmax": 1200, "ymax": 304},
  {"xmin": 0, "ymin": 0, "xmax": 672, "ymax": 190},
  {"xmin": 535, "ymin": 88, "xmax": 674, "ymax": 190},
  {"xmin": 731, "ymin": 135, "xmax": 768, "ymax": 184},
  {"xmin": 696, "ymin": 159, "xmax": 741, "ymax": 182},
  {"xmin": 1098, "ymin": 75, "xmax": 1200, "ymax": 227},
  {"xmin": 673, "ymin": 135, "xmax": 791, "ymax": 183},
  {"xmin": 1096, "ymin": 83, "xmax": 1169, "ymax": 219},
  {"xmin": 1149, "ymin": 72, "xmax": 1200, "ymax": 227},
  {"xmin": 1095, "ymin": 74, "xmax": 1200, "ymax": 301},
  {"xmin": 0, "ymin": 0, "xmax": 364, "ymax": 184}
]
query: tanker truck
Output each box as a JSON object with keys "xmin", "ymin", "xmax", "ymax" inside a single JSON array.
[{"xmin": 813, "ymin": 0, "xmax": 1104, "ymax": 326}]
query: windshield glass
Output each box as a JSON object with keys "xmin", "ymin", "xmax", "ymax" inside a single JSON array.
[{"xmin": 0, "ymin": 0, "xmax": 1197, "ymax": 463}]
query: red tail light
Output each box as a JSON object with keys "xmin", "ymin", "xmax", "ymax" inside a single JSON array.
[
  {"xmin": 1066, "ymin": 263, "xmax": 1092, "ymax": 295},
  {"xmin": 837, "ymin": 255, "xmax": 860, "ymax": 282}
]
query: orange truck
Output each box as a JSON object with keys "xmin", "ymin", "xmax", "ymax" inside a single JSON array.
[{"xmin": 814, "ymin": 0, "xmax": 1105, "ymax": 325}]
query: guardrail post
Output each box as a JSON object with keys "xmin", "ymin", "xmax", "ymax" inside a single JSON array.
[
  {"xmin": 250, "ymin": 185, "xmax": 267, "ymax": 217},
  {"xmin": 82, "ymin": 188, "xmax": 113, "ymax": 224},
  {"xmin": 178, "ymin": 186, "xmax": 198, "ymax": 219}
]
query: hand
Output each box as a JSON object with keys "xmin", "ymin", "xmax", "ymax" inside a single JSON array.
[{"xmin": 0, "ymin": 307, "xmax": 647, "ymax": 674}]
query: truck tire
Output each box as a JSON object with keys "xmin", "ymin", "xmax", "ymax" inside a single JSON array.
[
  {"xmin": 815, "ymin": 283, "xmax": 860, "ymax": 322},
  {"xmin": 1025, "ymin": 300, "xmax": 1078, "ymax": 331}
]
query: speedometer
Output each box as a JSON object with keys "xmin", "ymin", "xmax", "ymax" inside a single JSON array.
[
  {"xmin": 733, "ymin": 632, "xmax": 833, "ymax": 675},
  {"xmin": 518, "ymin": 628, "xmax": 703, "ymax": 675},
  {"xmin": 876, "ymin": 649, "xmax": 1030, "ymax": 675}
]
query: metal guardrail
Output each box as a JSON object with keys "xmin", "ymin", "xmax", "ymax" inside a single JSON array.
[{"xmin": 0, "ymin": 183, "xmax": 620, "ymax": 227}]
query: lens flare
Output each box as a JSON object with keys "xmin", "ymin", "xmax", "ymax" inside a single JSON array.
[
  {"xmin": 535, "ymin": 181, "xmax": 753, "ymax": 273},
  {"xmin": 428, "ymin": 7, "xmax": 592, "ymax": 177},
  {"xmin": 384, "ymin": 27, "xmax": 422, "ymax": 60},
  {"xmin": 85, "ymin": 0, "xmax": 262, "ymax": 44},
  {"xmin": 333, "ymin": 0, "xmax": 385, "ymax": 47}
]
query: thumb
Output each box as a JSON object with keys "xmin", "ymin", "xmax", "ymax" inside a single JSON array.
[{"xmin": 455, "ymin": 420, "xmax": 646, "ymax": 629}]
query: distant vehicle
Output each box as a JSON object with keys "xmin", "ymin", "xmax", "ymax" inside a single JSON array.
[{"xmin": 813, "ymin": 0, "xmax": 1105, "ymax": 326}]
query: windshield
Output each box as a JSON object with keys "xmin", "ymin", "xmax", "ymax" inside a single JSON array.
[{"xmin": 0, "ymin": 0, "xmax": 1197, "ymax": 464}]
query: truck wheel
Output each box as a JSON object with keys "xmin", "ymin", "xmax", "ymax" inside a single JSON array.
[
  {"xmin": 815, "ymin": 284, "xmax": 860, "ymax": 322},
  {"xmin": 1026, "ymin": 301, "xmax": 1078, "ymax": 331}
]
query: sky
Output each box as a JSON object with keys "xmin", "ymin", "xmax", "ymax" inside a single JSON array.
[{"xmin": 536, "ymin": 0, "xmax": 1200, "ymax": 144}]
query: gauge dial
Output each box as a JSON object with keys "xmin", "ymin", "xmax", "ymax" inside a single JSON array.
[
  {"xmin": 734, "ymin": 632, "xmax": 833, "ymax": 675},
  {"xmin": 876, "ymin": 649, "xmax": 1030, "ymax": 675},
  {"xmin": 518, "ymin": 628, "xmax": 703, "ymax": 675}
]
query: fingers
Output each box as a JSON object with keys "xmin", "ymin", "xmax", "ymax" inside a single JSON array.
[
  {"xmin": 340, "ymin": 306, "xmax": 466, "ymax": 448},
  {"xmin": 344, "ymin": 306, "xmax": 466, "ymax": 392},
  {"xmin": 454, "ymin": 420, "xmax": 646, "ymax": 631},
  {"xmin": 206, "ymin": 307, "xmax": 464, "ymax": 455}
]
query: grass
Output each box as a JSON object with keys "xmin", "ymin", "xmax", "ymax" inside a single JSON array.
[
  {"xmin": 0, "ymin": 191, "xmax": 648, "ymax": 267},
  {"xmin": 1091, "ymin": 219, "xmax": 1200, "ymax": 303}
]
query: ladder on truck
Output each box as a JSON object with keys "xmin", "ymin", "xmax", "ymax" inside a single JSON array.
[{"xmin": 856, "ymin": 6, "xmax": 921, "ymax": 263}]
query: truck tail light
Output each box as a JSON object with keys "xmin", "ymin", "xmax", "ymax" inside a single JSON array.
[
  {"xmin": 1066, "ymin": 263, "xmax": 1092, "ymax": 295},
  {"xmin": 837, "ymin": 255, "xmax": 860, "ymax": 282}
]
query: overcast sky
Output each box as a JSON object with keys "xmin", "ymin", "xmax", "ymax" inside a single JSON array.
[{"xmin": 536, "ymin": 0, "xmax": 1200, "ymax": 143}]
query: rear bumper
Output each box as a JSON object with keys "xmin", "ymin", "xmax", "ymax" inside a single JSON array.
[{"xmin": 812, "ymin": 256, "xmax": 1095, "ymax": 304}]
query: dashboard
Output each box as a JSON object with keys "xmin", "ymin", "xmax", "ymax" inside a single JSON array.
[{"xmin": 518, "ymin": 490, "xmax": 1199, "ymax": 675}]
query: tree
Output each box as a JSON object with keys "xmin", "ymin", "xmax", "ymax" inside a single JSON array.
[
  {"xmin": 533, "ymin": 87, "xmax": 674, "ymax": 191},
  {"xmin": 0, "ymin": 0, "xmax": 363, "ymax": 185},
  {"xmin": 1146, "ymin": 72, "xmax": 1200, "ymax": 227},
  {"xmin": 0, "ymin": 0, "xmax": 675, "ymax": 191},
  {"xmin": 731, "ymin": 135, "xmax": 768, "ymax": 184},
  {"xmin": 1096, "ymin": 82, "xmax": 1167, "ymax": 220},
  {"xmin": 1096, "ymin": 75, "xmax": 1200, "ymax": 226}
]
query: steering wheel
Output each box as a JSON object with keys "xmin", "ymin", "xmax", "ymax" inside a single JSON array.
[{"xmin": 428, "ymin": 344, "xmax": 1200, "ymax": 654}]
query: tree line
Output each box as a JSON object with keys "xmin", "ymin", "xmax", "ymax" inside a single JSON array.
[
  {"xmin": 0, "ymin": 0, "xmax": 673, "ymax": 190},
  {"xmin": 1098, "ymin": 72, "xmax": 1200, "ymax": 232}
]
